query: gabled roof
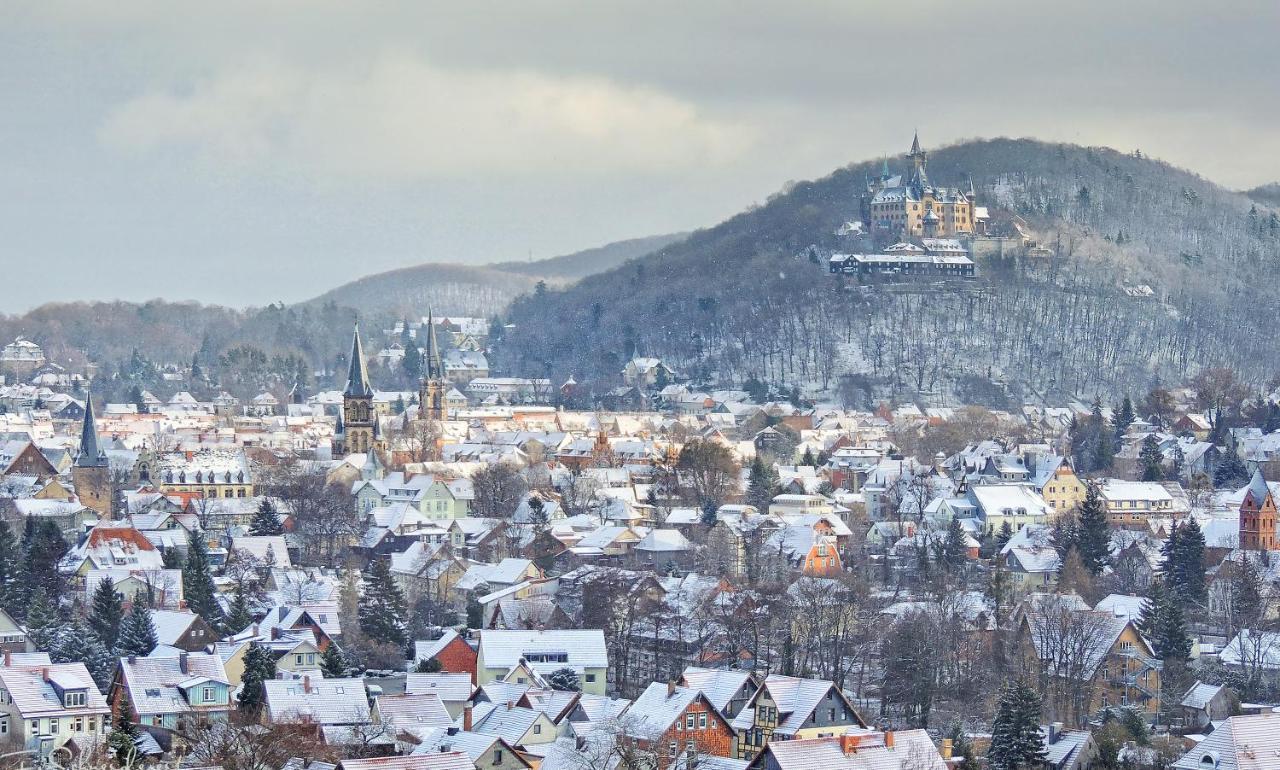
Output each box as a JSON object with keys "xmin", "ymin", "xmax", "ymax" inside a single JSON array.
[
  {"xmin": 478, "ymin": 629, "xmax": 608, "ymax": 671},
  {"xmin": 375, "ymin": 693, "xmax": 453, "ymax": 739},
  {"xmin": 1172, "ymin": 712, "xmax": 1280, "ymax": 770},
  {"xmin": 405, "ymin": 672, "xmax": 475, "ymax": 702},
  {"xmin": 731, "ymin": 675, "xmax": 863, "ymax": 735},
  {"xmin": 265, "ymin": 676, "xmax": 370, "ymax": 725},
  {"xmin": 0, "ymin": 662, "xmax": 109, "ymax": 718},
  {"xmin": 340, "ymin": 751, "xmax": 475, "ymax": 770},
  {"xmin": 624, "ymin": 682, "xmax": 720, "ymax": 741},
  {"xmin": 119, "ymin": 653, "xmax": 230, "ymax": 716}
]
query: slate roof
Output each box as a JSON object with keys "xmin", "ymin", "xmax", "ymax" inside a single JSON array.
[
  {"xmin": 0, "ymin": 662, "xmax": 110, "ymax": 718},
  {"xmin": 1181, "ymin": 682, "xmax": 1225, "ymax": 710},
  {"xmin": 680, "ymin": 667, "xmax": 754, "ymax": 715},
  {"xmin": 340, "ymin": 751, "xmax": 475, "ymax": 770},
  {"xmin": 1172, "ymin": 712, "xmax": 1280, "ymax": 770},
  {"xmin": 376, "ymin": 693, "xmax": 454, "ymax": 739},
  {"xmin": 464, "ymin": 701, "xmax": 546, "ymax": 744},
  {"xmin": 404, "ymin": 673, "xmax": 475, "ymax": 702},
  {"xmin": 731, "ymin": 675, "xmax": 861, "ymax": 736},
  {"xmin": 264, "ymin": 676, "xmax": 370, "ymax": 725},
  {"xmin": 118, "ymin": 653, "xmax": 230, "ymax": 716}
]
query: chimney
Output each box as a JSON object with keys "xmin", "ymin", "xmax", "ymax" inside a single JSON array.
[
  {"xmin": 667, "ymin": 680, "xmax": 676, "ymax": 697},
  {"xmin": 303, "ymin": 675, "xmax": 312, "ymax": 694},
  {"xmin": 41, "ymin": 667, "xmax": 50, "ymax": 682},
  {"xmin": 506, "ymin": 701, "xmax": 514, "ymax": 710},
  {"xmin": 127, "ymin": 656, "xmax": 136, "ymax": 665},
  {"xmin": 179, "ymin": 653, "xmax": 189, "ymax": 674},
  {"xmin": 3, "ymin": 650, "xmax": 10, "ymax": 667},
  {"xmin": 884, "ymin": 731, "xmax": 894, "ymax": 750},
  {"xmin": 463, "ymin": 702, "xmax": 473, "ymax": 731},
  {"xmin": 941, "ymin": 738, "xmax": 953, "ymax": 760},
  {"xmin": 1048, "ymin": 722, "xmax": 1062, "ymax": 745}
]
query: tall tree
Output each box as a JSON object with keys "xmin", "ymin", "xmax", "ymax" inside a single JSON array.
[
  {"xmin": 238, "ymin": 643, "xmax": 277, "ymax": 718},
  {"xmin": 745, "ymin": 456, "xmax": 781, "ymax": 513},
  {"xmin": 987, "ymin": 678, "xmax": 1048, "ymax": 770},
  {"xmin": 225, "ymin": 584, "xmax": 254, "ymax": 634},
  {"xmin": 1113, "ymin": 396, "xmax": 1136, "ymax": 444},
  {"xmin": 117, "ymin": 601, "xmax": 159, "ymax": 657},
  {"xmin": 1213, "ymin": 439, "xmax": 1249, "ymax": 488},
  {"xmin": 0, "ymin": 519, "xmax": 23, "ymax": 618},
  {"xmin": 89, "ymin": 578, "xmax": 125, "ymax": 650},
  {"xmin": 942, "ymin": 517, "xmax": 969, "ymax": 572},
  {"xmin": 182, "ymin": 536, "xmax": 226, "ymax": 629},
  {"xmin": 249, "ymin": 498, "xmax": 284, "ymax": 536},
  {"xmin": 22, "ymin": 518, "xmax": 69, "ymax": 604},
  {"xmin": 108, "ymin": 691, "xmax": 142, "ymax": 769},
  {"xmin": 24, "ymin": 588, "xmax": 62, "ymax": 651},
  {"xmin": 52, "ymin": 619, "xmax": 115, "ymax": 689},
  {"xmin": 1075, "ymin": 482, "xmax": 1111, "ymax": 576},
  {"xmin": 359, "ymin": 558, "xmax": 408, "ymax": 647},
  {"xmin": 321, "ymin": 643, "xmax": 348, "ymax": 678},
  {"xmin": 1139, "ymin": 435, "xmax": 1165, "ymax": 481}
]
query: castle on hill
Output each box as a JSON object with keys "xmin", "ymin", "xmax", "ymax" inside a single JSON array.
[{"xmin": 860, "ymin": 133, "xmax": 981, "ymax": 244}]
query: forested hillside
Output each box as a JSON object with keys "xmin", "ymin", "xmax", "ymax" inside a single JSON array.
[
  {"xmin": 492, "ymin": 233, "xmax": 686, "ymax": 280},
  {"xmin": 495, "ymin": 138, "xmax": 1280, "ymax": 405}
]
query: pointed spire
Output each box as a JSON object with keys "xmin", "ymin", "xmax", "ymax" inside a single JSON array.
[
  {"xmin": 344, "ymin": 322, "xmax": 372, "ymax": 398},
  {"xmin": 76, "ymin": 390, "xmax": 108, "ymax": 468},
  {"xmin": 910, "ymin": 130, "xmax": 922, "ymax": 156},
  {"xmin": 425, "ymin": 310, "xmax": 444, "ymax": 381}
]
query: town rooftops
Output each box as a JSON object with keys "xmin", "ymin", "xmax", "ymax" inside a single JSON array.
[{"xmin": 478, "ymin": 629, "xmax": 608, "ymax": 672}]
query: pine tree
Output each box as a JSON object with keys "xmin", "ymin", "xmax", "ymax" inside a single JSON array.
[
  {"xmin": 947, "ymin": 721, "xmax": 977, "ymax": 770},
  {"xmin": 0, "ymin": 519, "xmax": 22, "ymax": 618},
  {"xmin": 745, "ymin": 456, "xmax": 780, "ymax": 513},
  {"xmin": 24, "ymin": 588, "xmax": 62, "ymax": 651},
  {"xmin": 238, "ymin": 642, "xmax": 276, "ymax": 717},
  {"xmin": 1075, "ymin": 482, "xmax": 1111, "ymax": 576},
  {"xmin": 182, "ymin": 536, "xmax": 225, "ymax": 630},
  {"xmin": 359, "ymin": 558, "xmax": 408, "ymax": 647},
  {"xmin": 320, "ymin": 643, "xmax": 347, "ymax": 678},
  {"xmin": 987, "ymin": 678, "xmax": 1048, "ymax": 770},
  {"xmin": 996, "ymin": 520, "xmax": 1015, "ymax": 549},
  {"xmin": 942, "ymin": 517, "xmax": 969, "ymax": 572},
  {"xmin": 162, "ymin": 548, "xmax": 184, "ymax": 569},
  {"xmin": 249, "ymin": 498, "xmax": 284, "ymax": 536},
  {"xmin": 1154, "ymin": 594, "xmax": 1191, "ymax": 661},
  {"xmin": 22, "ymin": 518, "xmax": 69, "ymax": 603},
  {"xmin": 225, "ymin": 585, "xmax": 254, "ymax": 634},
  {"xmin": 108, "ymin": 692, "xmax": 141, "ymax": 768},
  {"xmin": 1139, "ymin": 435, "xmax": 1165, "ymax": 481},
  {"xmin": 52, "ymin": 619, "xmax": 115, "ymax": 689},
  {"xmin": 1114, "ymin": 396, "xmax": 1136, "ymax": 444},
  {"xmin": 1138, "ymin": 580, "xmax": 1167, "ymax": 641},
  {"xmin": 117, "ymin": 602, "xmax": 158, "ymax": 657},
  {"xmin": 1214, "ymin": 440, "xmax": 1249, "ymax": 488},
  {"xmin": 1176, "ymin": 517, "xmax": 1207, "ymax": 605},
  {"xmin": 546, "ymin": 667, "xmax": 582, "ymax": 692},
  {"xmin": 89, "ymin": 578, "xmax": 125, "ymax": 651}
]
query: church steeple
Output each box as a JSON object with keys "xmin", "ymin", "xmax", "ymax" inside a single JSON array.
[
  {"xmin": 344, "ymin": 322, "xmax": 372, "ymax": 397},
  {"xmin": 76, "ymin": 391, "xmax": 108, "ymax": 468},
  {"xmin": 424, "ymin": 310, "xmax": 444, "ymax": 381}
]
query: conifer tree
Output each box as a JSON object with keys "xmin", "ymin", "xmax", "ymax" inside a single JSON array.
[
  {"xmin": 1075, "ymin": 482, "xmax": 1111, "ymax": 576},
  {"xmin": 182, "ymin": 536, "xmax": 225, "ymax": 630},
  {"xmin": 52, "ymin": 619, "xmax": 116, "ymax": 689},
  {"xmin": 359, "ymin": 558, "xmax": 408, "ymax": 647},
  {"xmin": 238, "ymin": 642, "xmax": 276, "ymax": 718},
  {"xmin": 745, "ymin": 456, "xmax": 780, "ymax": 513},
  {"xmin": 1138, "ymin": 579, "xmax": 1167, "ymax": 641},
  {"xmin": 943, "ymin": 517, "xmax": 969, "ymax": 572},
  {"xmin": 225, "ymin": 584, "xmax": 254, "ymax": 634},
  {"xmin": 1154, "ymin": 593, "xmax": 1191, "ymax": 661},
  {"xmin": 1175, "ymin": 517, "xmax": 1207, "ymax": 605},
  {"xmin": 1114, "ymin": 396, "xmax": 1136, "ymax": 444},
  {"xmin": 1139, "ymin": 435, "xmax": 1165, "ymax": 481},
  {"xmin": 1214, "ymin": 440, "xmax": 1249, "ymax": 488},
  {"xmin": 0, "ymin": 519, "xmax": 22, "ymax": 618},
  {"xmin": 249, "ymin": 498, "xmax": 284, "ymax": 536},
  {"xmin": 987, "ymin": 678, "xmax": 1048, "ymax": 770},
  {"xmin": 22, "ymin": 518, "xmax": 69, "ymax": 603},
  {"xmin": 89, "ymin": 578, "xmax": 125, "ymax": 651},
  {"xmin": 162, "ymin": 548, "xmax": 184, "ymax": 569},
  {"xmin": 117, "ymin": 602, "xmax": 158, "ymax": 657},
  {"xmin": 24, "ymin": 588, "xmax": 62, "ymax": 651},
  {"xmin": 321, "ymin": 643, "xmax": 347, "ymax": 678},
  {"xmin": 108, "ymin": 692, "xmax": 141, "ymax": 768},
  {"xmin": 947, "ymin": 721, "xmax": 977, "ymax": 769}
]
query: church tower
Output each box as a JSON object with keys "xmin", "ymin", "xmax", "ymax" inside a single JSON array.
[
  {"xmin": 1239, "ymin": 469, "xmax": 1278, "ymax": 551},
  {"xmin": 337, "ymin": 322, "xmax": 377, "ymax": 455},
  {"xmin": 418, "ymin": 311, "xmax": 446, "ymax": 422},
  {"xmin": 73, "ymin": 391, "xmax": 112, "ymax": 520}
]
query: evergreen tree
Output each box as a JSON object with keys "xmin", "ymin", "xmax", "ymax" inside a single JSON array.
[
  {"xmin": 359, "ymin": 558, "xmax": 408, "ymax": 647},
  {"xmin": 52, "ymin": 619, "xmax": 115, "ymax": 689},
  {"xmin": 1214, "ymin": 440, "xmax": 1249, "ymax": 488},
  {"xmin": 996, "ymin": 520, "xmax": 1015, "ymax": 549},
  {"xmin": 800, "ymin": 447, "xmax": 817, "ymax": 467},
  {"xmin": 1138, "ymin": 579, "xmax": 1167, "ymax": 641},
  {"xmin": 117, "ymin": 602, "xmax": 158, "ymax": 657},
  {"xmin": 699, "ymin": 500, "xmax": 718, "ymax": 527},
  {"xmin": 1167, "ymin": 442, "xmax": 1185, "ymax": 481},
  {"xmin": 1139, "ymin": 435, "xmax": 1165, "ymax": 481},
  {"xmin": 546, "ymin": 667, "xmax": 582, "ymax": 692},
  {"xmin": 24, "ymin": 588, "xmax": 62, "ymax": 651},
  {"xmin": 1154, "ymin": 594, "xmax": 1191, "ymax": 661},
  {"xmin": 1075, "ymin": 482, "xmax": 1111, "ymax": 576},
  {"xmin": 987, "ymin": 678, "xmax": 1048, "ymax": 770},
  {"xmin": 182, "ymin": 536, "xmax": 226, "ymax": 630},
  {"xmin": 225, "ymin": 585, "xmax": 254, "ymax": 634},
  {"xmin": 320, "ymin": 643, "xmax": 348, "ymax": 678},
  {"xmin": 1114, "ymin": 396, "xmax": 1136, "ymax": 444},
  {"xmin": 1176, "ymin": 517, "xmax": 1207, "ymax": 605},
  {"xmin": 745, "ymin": 456, "xmax": 780, "ymax": 513},
  {"xmin": 0, "ymin": 519, "xmax": 22, "ymax": 618},
  {"xmin": 89, "ymin": 578, "xmax": 125, "ymax": 650},
  {"xmin": 162, "ymin": 548, "xmax": 184, "ymax": 569},
  {"xmin": 238, "ymin": 642, "xmax": 277, "ymax": 717},
  {"xmin": 402, "ymin": 344, "xmax": 422, "ymax": 380},
  {"xmin": 22, "ymin": 518, "xmax": 69, "ymax": 603},
  {"xmin": 1231, "ymin": 554, "xmax": 1264, "ymax": 628},
  {"xmin": 942, "ymin": 517, "xmax": 969, "ymax": 572},
  {"xmin": 249, "ymin": 498, "xmax": 284, "ymax": 536},
  {"xmin": 108, "ymin": 692, "xmax": 142, "ymax": 768}
]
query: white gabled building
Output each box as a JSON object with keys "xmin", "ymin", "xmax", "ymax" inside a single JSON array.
[{"xmin": 475, "ymin": 630, "xmax": 608, "ymax": 696}]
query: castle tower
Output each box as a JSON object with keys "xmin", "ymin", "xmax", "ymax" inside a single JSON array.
[
  {"xmin": 338, "ymin": 322, "xmax": 376, "ymax": 455},
  {"xmin": 73, "ymin": 391, "xmax": 112, "ymax": 519},
  {"xmin": 1239, "ymin": 469, "xmax": 1278, "ymax": 551},
  {"xmin": 418, "ymin": 310, "xmax": 446, "ymax": 422},
  {"xmin": 907, "ymin": 131, "xmax": 931, "ymax": 192}
]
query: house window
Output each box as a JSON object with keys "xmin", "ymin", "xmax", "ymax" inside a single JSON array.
[
  {"xmin": 533, "ymin": 724, "xmax": 542, "ymax": 735},
  {"xmin": 50, "ymin": 718, "xmax": 59, "ymax": 734},
  {"xmin": 88, "ymin": 718, "xmax": 96, "ymax": 733},
  {"xmin": 295, "ymin": 654, "xmax": 305, "ymax": 666},
  {"xmin": 585, "ymin": 674, "xmax": 596, "ymax": 683},
  {"xmin": 73, "ymin": 717, "xmax": 84, "ymax": 733},
  {"xmin": 687, "ymin": 714, "xmax": 696, "ymax": 729},
  {"xmin": 0, "ymin": 717, "xmax": 7, "ymax": 735},
  {"xmin": 494, "ymin": 750, "xmax": 504, "ymax": 764},
  {"xmin": 202, "ymin": 687, "xmax": 215, "ymax": 702},
  {"xmin": 31, "ymin": 720, "xmax": 39, "ymax": 735},
  {"xmin": 65, "ymin": 691, "xmax": 86, "ymax": 707},
  {"xmin": 698, "ymin": 712, "xmax": 707, "ymax": 729}
]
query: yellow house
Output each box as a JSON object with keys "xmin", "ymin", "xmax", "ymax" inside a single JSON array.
[
  {"xmin": 475, "ymin": 630, "xmax": 608, "ymax": 696},
  {"xmin": 1036, "ymin": 460, "xmax": 1088, "ymax": 515}
]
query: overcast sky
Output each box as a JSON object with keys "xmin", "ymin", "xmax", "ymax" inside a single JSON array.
[{"xmin": 4, "ymin": 1, "xmax": 1278, "ymax": 311}]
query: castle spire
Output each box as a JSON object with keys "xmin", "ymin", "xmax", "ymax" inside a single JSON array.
[
  {"xmin": 424, "ymin": 310, "xmax": 444, "ymax": 381},
  {"xmin": 75, "ymin": 390, "xmax": 108, "ymax": 468},
  {"xmin": 910, "ymin": 130, "xmax": 922, "ymax": 156},
  {"xmin": 344, "ymin": 322, "xmax": 372, "ymax": 398}
]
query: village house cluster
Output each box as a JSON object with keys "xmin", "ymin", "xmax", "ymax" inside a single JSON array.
[{"xmin": 2, "ymin": 320, "xmax": 1280, "ymax": 770}]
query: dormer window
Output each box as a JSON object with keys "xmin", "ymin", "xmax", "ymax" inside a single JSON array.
[
  {"xmin": 202, "ymin": 686, "xmax": 215, "ymax": 702},
  {"xmin": 64, "ymin": 690, "xmax": 87, "ymax": 707}
]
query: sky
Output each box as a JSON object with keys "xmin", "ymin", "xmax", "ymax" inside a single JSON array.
[{"xmin": 4, "ymin": 1, "xmax": 1278, "ymax": 311}]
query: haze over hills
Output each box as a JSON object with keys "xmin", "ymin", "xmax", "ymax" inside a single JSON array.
[
  {"xmin": 495, "ymin": 137, "xmax": 1280, "ymax": 406},
  {"xmin": 1246, "ymin": 183, "xmax": 1280, "ymax": 209}
]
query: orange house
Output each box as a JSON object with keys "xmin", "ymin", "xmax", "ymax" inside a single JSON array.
[
  {"xmin": 626, "ymin": 682, "xmax": 736, "ymax": 768},
  {"xmin": 1239, "ymin": 470, "xmax": 1278, "ymax": 551}
]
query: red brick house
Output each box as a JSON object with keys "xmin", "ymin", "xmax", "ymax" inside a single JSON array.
[
  {"xmin": 623, "ymin": 682, "xmax": 735, "ymax": 769},
  {"xmin": 414, "ymin": 629, "xmax": 478, "ymax": 682}
]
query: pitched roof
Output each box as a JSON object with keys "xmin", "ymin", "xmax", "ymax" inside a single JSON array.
[
  {"xmin": 1172, "ymin": 712, "xmax": 1280, "ymax": 770},
  {"xmin": 340, "ymin": 751, "xmax": 475, "ymax": 770},
  {"xmin": 265, "ymin": 676, "xmax": 370, "ymax": 725},
  {"xmin": 624, "ymin": 682, "xmax": 713, "ymax": 740},
  {"xmin": 732, "ymin": 675, "xmax": 861, "ymax": 736},
  {"xmin": 678, "ymin": 667, "xmax": 753, "ymax": 714},
  {"xmin": 0, "ymin": 663, "xmax": 110, "ymax": 718},
  {"xmin": 375, "ymin": 693, "xmax": 453, "ymax": 739},
  {"xmin": 405, "ymin": 673, "xmax": 475, "ymax": 702},
  {"xmin": 119, "ymin": 653, "xmax": 230, "ymax": 716},
  {"xmin": 345, "ymin": 324, "xmax": 373, "ymax": 398},
  {"xmin": 478, "ymin": 629, "xmax": 607, "ymax": 671}
]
